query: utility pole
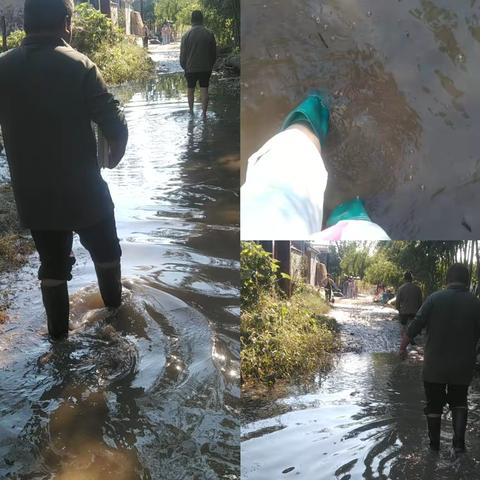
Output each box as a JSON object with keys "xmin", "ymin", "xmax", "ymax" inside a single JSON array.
[
  {"xmin": 1, "ymin": 16, "xmax": 6, "ymax": 52},
  {"xmin": 140, "ymin": 0, "xmax": 144, "ymax": 21},
  {"xmin": 274, "ymin": 241, "xmax": 292, "ymax": 297}
]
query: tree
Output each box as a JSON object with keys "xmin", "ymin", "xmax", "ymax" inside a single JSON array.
[{"xmin": 364, "ymin": 253, "xmax": 402, "ymax": 288}]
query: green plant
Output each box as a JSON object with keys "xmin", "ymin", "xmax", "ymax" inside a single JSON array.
[
  {"xmin": 6, "ymin": 30, "xmax": 26, "ymax": 49},
  {"xmin": 70, "ymin": 3, "xmax": 154, "ymax": 85},
  {"xmin": 71, "ymin": 3, "xmax": 121, "ymax": 57},
  {"xmin": 241, "ymin": 290, "xmax": 338, "ymax": 385},
  {"xmin": 241, "ymin": 242, "xmax": 283, "ymax": 311},
  {"xmin": 91, "ymin": 39, "xmax": 155, "ymax": 85}
]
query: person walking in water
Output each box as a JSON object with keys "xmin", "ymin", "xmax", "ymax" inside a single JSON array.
[
  {"xmin": 400, "ymin": 264, "xmax": 480, "ymax": 453},
  {"xmin": 180, "ymin": 10, "xmax": 217, "ymax": 118},
  {"xmin": 395, "ymin": 271, "xmax": 423, "ymax": 339},
  {"xmin": 0, "ymin": 0, "xmax": 128, "ymax": 340}
]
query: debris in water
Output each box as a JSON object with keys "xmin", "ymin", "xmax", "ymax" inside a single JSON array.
[
  {"xmin": 318, "ymin": 32, "xmax": 329, "ymax": 49},
  {"xmin": 462, "ymin": 219, "xmax": 472, "ymax": 232}
]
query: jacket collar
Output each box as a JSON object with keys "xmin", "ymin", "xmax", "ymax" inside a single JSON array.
[
  {"xmin": 446, "ymin": 282, "xmax": 469, "ymax": 291},
  {"xmin": 22, "ymin": 35, "xmax": 68, "ymax": 47}
]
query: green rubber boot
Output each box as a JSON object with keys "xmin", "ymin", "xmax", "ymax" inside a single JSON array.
[
  {"xmin": 281, "ymin": 91, "xmax": 330, "ymax": 144},
  {"xmin": 326, "ymin": 197, "xmax": 372, "ymax": 228}
]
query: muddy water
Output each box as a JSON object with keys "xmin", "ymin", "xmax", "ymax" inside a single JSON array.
[
  {"xmin": 0, "ymin": 44, "xmax": 240, "ymax": 479},
  {"xmin": 241, "ymin": 297, "xmax": 480, "ymax": 479},
  {"xmin": 242, "ymin": 0, "xmax": 480, "ymax": 239}
]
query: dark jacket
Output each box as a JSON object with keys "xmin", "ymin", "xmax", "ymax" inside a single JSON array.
[
  {"xmin": 180, "ymin": 24, "xmax": 217, "ymax": 73},
  {"xmin": 407, "ymin": 284, "xmax": 480, "ymax": 385},
  {"xmin": 395, "ymin": 281, "xmax": 423, "ymax": 315},
  {"xmin": 0, "ymin": 35, "xmax": 128, "ymax": 230}
]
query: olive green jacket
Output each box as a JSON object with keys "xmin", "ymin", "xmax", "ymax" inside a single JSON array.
[
  {"xmin": 396, "ymin": 281, "xmax": 423, "ymax": 315},
  {"xmin": 407, "ymin": 284, "xmax": 480, "ymax": 385},
  {"xmin": 0, "ymin": 35, "xmax": 128, "ymax": 230},
  {"xmin": 180, "ymin": 25, "xmax": 217, "ymax": 73}
]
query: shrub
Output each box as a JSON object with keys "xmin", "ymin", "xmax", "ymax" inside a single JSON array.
[
  {"xmin": 241, "ymin": 242, "xmax": 339, "ymax": 386},
  {"xmin": 241, "ymin": 241, "xmax": 282, "ymax": 311},
  {"xmin": 241, "ymin": 291, "xmax": 338, "ymax": 385},
  {"xmin": 71, "ymin": 3, "xmax": 121, "ymax": 57},
  {"xmin": 91, "ymin": 39, "xmax": 155, "ymax": 85},
  {"xmin": 6, "ymin": 30, "xmax": 26, "ymax": 49}
]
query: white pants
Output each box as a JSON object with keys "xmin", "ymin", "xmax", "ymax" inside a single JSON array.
[
  {"xmin": 241, "ymin": 128, "xmax": 327, "ymax": 240},
  {"xmin": 241, "ymin": 128, "xmax": 390, "ymax": 240}
]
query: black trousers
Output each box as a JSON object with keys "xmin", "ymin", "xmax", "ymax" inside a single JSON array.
[
  {"xmin": 185, "ymin": 71, "xmax": 212, "ymax": 88},
  {"xmin": 31, "ymin": 214, "xmax": 122, "ymax": 281},
  {"xmin": 424, "ymin": 381, "xmax": 469, "ymax": 415}
]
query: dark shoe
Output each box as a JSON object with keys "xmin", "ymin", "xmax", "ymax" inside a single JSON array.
[
  {"xmin": 426, "ymin": 415, "xmax": 441, "ymax": 451},
  {"xmin": 452, "ymin": 407, "xmax": 467, "ymax": 453},
  {"xmin": 41, "ymin": 283, "xmax": 69, "ymax": 340},
  {"xmin": 95, "ymin": 262, "xmax": 122, "ymax": 308}
]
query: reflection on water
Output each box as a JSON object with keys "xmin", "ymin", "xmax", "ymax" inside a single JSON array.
[
  {"xmin": 0, "ymin": 45, "xmax": 239, "ymax": 479},
  {"xmin": 242, "ymin": 0, "xmax": 480, "ymax": 238},
  {"xmin": 241, "ymin": 298, "xmax": 480, "ymax": 479}
]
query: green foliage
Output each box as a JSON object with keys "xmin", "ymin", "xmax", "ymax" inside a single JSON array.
[
  {"xmin": 6, "ymin": 30, "xmax": 26, "ymax": 49},
  {"xmin": 72, "ymin": 3, "xmax": 121, "ymax": 57},
  {"xmin": 241, "ymin": 242, "xmax": 337, "ymax": 385},
  {"xmin": 241, "ymin": 242, "xmax": 281, "ymax": 311},
  {"xmin": 364, "ymin": 253, "xmax": 403, "ymax": 288},
  {"xmin": 339, "ymin": 242, "xmax": 372, "ymax": 278},
  {"xmin": 71, "ymin": 3, "xmax": 154, "ymax": 85},
  {"xmin": 154, "ymin": 0, "xmax": 239, "ymax": 48},
  {"xmin": 91, "ymin": 39, "xmax": 155, "ymax": 85},
  {"xmin": 241, "ymin": 290, "xmax": 338, "ymax": 385}
]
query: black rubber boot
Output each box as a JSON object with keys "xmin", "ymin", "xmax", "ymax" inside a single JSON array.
[
  {"xmin": 452, "ymin": 407, "xmax": 468, "ymax": 453},
  {"xmin": 94, "ymin": 262, "xmax": 122, "ymax": 308},
  {"xmin": 41, "ymin": 283, "xmax": 69, "ymax": 340},
  {"xmin": 426, "ymin": 415, "xmax": 441, "ymax": 451}
]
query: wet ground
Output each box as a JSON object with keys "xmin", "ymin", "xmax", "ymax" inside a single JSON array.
[
  {"xmin": 0, "ymin": 43, "xmax": 240, "ymax": 479},
  {"xmin": 241, "ymin": 297, "xmax": 480, "ymax": 479},
  {"xmin": 241, "ymin": 0, "xmax": 480, "ymax": 239}
]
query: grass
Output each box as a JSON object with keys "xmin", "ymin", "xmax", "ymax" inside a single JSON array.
[
  {"xmin": 0, "ymin": 182, "xmax": 34, "ymax": 322},
  {"xmin": 241, "ymin": 286, "xmax": 340, "ymax": 386}
]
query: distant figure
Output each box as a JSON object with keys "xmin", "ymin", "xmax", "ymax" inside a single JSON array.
[
  {"xmin": 395, "ymin": 271, "xmax": 423, "ymax": 338},
  {"xmin": 0, "ymin": 0, "xmax": 128, "ymax": 340},
  {"xmin": 324, "ymin": 274, "xmax": 334, "ymax": 303},
  {"xmin": 400, "ymin": 264, "xmax": 480, "ymax": 453},
  {"xmin": 143, "ymin": 25, "xmax": 149, "ymax": 49},
  {"xmin": 180, "ymin": 10, "xmax": 217, "ymax": 117}
]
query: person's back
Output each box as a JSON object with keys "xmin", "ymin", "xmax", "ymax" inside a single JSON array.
[
  {"xmin": 179, "ymin": 11, "xmax": 216, "ymax": 117},
  {"xmin": 0, "ymin": 0, "xmax": 128, "ymax": 341},
  {"xmin": 409, "ymin": 285, "xmax": 480, "ymax": 385},
  {"xmin": 180, "ymin": 23, "xmax": 216, "ymax": 73},
  {"xmin": 402, "ymin": 263, "xmax": 480, "ymax": 453},
  {"xmin": 396, "ymin": 281, "xmax": 423, "ymax": 315},
  {"xmin": 0, "ymin": 37, "xmax": 124, "ymax": 230}
]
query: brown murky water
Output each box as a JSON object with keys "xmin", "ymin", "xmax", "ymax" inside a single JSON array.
[
  {"xmin": 0, "ymin": 44, "xmax": 240, "ymax": 479},
  {"xmin": 241, "ymin": 297, "xmax": 480, "ymax": 479},
  {"xmin": 241, "ymin": 0, "xmax": 480, "ymax": 239}
]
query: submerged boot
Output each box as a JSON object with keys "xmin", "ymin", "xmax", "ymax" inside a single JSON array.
[
  {"xmin": 41, "ymin": 283, "xmax": 69, "ymax": 340},
  {"xmin": 452, "ymin": 407, "xmax": 468, "ymax": 453},
  {"xmin": 94, "ymin": 261, "xmax": 122, "ymax": 308},
  {"xmin": 426, "ymin": 414, "xmax": 441, "ymax": 451}
]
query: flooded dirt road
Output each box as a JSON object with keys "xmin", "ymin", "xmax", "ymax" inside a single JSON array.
[
  {"xmin": 0, "ymin": 43, "xmax": 240, "ymax": 479},
  {"xmin": 241, "ymin": 297, "xmax": 480, "ymax": 479},
  {"xmin": 242, "ymin": 0, "xmax": 480, "ymax": 239}
]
